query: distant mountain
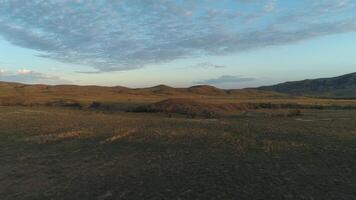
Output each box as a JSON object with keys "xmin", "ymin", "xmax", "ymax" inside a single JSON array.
[{"xmin": 258, "ymin": 72, "xmax": 356, "ymax": 98}]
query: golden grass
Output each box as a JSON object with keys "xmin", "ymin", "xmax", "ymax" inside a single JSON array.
[
  {"xmin": 24, "ymin": 130, "xmax": 95, "ymax": 144},
  {"xmin": 100, "ymin": 129, "xmax": 137, "ymax": 144}
]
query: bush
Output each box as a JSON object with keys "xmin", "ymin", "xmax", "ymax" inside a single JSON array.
[
  {"xmin": 287, "ymin": 109, "xmax": 302, "ymax": 117},
  {"xmin": 89, "ymin": 101, "xmax": 101, "ymax": 109}
]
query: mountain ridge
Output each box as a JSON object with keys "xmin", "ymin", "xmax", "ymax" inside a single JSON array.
[
  {"xmin": 3, "ymin": 71, "xmax": 356, "ymax": 100},
  {"xmin": 258, "ymin": 72, "xmax": 356, "ymax": 98}
]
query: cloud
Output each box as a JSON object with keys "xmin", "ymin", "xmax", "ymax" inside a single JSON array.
[
  {"xmin": 0, "ymin": 1, "xmax": 355, "ymax": 72},
  {"xmin": 74, "ymin": 70, "xmax": 102, "ymax": 74},
  {"xmin": 264, "ymin": 0, "xmax": 277, "ymax": 12},
  {"xmin": 194, "ymin": 62, "xmax": 226, "ymax": 69},
  {"xmin": 197, "ymin": 75, "xmax": 256, "ymax": 85},
  {"xmin": 0, "ymin": 69, "xmax": 69, "ymax": 84},
  {"xmin": 16, "ymin": 69, "xmax": 33, "ymax": 75},
  {"xmin": 179, "ymin": 62, "xmax": 226, "ymax": 70}
]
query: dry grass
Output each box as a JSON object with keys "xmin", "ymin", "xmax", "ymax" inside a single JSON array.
[
  {"xmin": 1, "ymin": 106, "xmax": 356, "ymax": 199},
  {"xmin": 262, "ymin": 140, "xmax": 307, "ymax": 153},
  {"xmin": 24, "ymin": 130, "xmax": 95, "ymax": 144},
  {"xmin": 100, "ymin": 129, "xmax": 137, "ymax": 144}
]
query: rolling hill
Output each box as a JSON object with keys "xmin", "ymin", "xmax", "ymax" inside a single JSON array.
[
  {"xmin": 0, "ymin": 81, "xmax": 287, "ymax": 107},
  {"xmin": 258, "ymin": 72, "xmax": 356, "ymax": 98}
]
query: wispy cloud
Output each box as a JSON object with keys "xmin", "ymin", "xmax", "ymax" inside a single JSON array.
[
  {"xmin": 197, "ymin": 75, "xmax": 256, "ymax": 85},
  {"xmin": 16, "ymin": 69, "xmax": 33, "ymax": 75},
  {"xmin": 0, "ymin": 0, "xmax": 355, "ymax": 72},
  {"xmin": 0, "ymin": 69, "xmax": 69, "ymax": 84},
  {"xmin": 264, "ymin": 0, "xmax": 278, "ymax": 12},
  {"xmin": 194, "ymin": 62, "xmax": 226, "ymax": 69},
  {"xmin": 178, "ymin": 62, "xmax": 226, "ymax": 70}
]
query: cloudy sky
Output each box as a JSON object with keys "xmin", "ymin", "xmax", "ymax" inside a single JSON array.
[{"xmin": 0, "ymin": 0, "xmax": 355, "ymax": 88}]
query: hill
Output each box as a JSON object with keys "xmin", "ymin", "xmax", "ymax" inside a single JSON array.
[
  {"xmin": 0, "ymin": 81, "xmax": 289, "ymax": 107},
  {"xmin": 258, "ymin": 72, "xmax": 356, "ymax": 98},
  {"xmin": 134, "ymin": 98, "xmax": 252, "ymax": 117}
]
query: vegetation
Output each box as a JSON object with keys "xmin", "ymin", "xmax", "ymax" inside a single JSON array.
[{"xmin": 1, "ymin": 106, "xmax": 356, "ymax": 199}]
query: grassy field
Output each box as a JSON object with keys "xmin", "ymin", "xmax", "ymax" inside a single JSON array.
[{"xmin": 1, "ymin": 106, "xmax": 356, "ymax": 200}]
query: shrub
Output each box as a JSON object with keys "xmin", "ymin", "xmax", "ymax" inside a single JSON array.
[
  {"xmin": 287, "ymin": 109, "xmax": 302, "ymax": 117},
  {"xmin": 89, "ymin": 101, "xmax": 101, "ymax": 109}
]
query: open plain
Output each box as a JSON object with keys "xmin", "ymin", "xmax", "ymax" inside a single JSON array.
[{"xmin": 1, "ymin": 84, "xmax": 356, "ymax": 199}]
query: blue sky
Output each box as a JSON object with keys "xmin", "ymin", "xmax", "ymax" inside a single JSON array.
[{"xmin": 0, "ymin": 0, "xmax": 355, "ymax": 88}]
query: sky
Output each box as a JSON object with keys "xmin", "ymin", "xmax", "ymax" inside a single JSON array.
[{"xmin": 0, "ymin": 0, "xmax": 356, "ymax": 88}]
